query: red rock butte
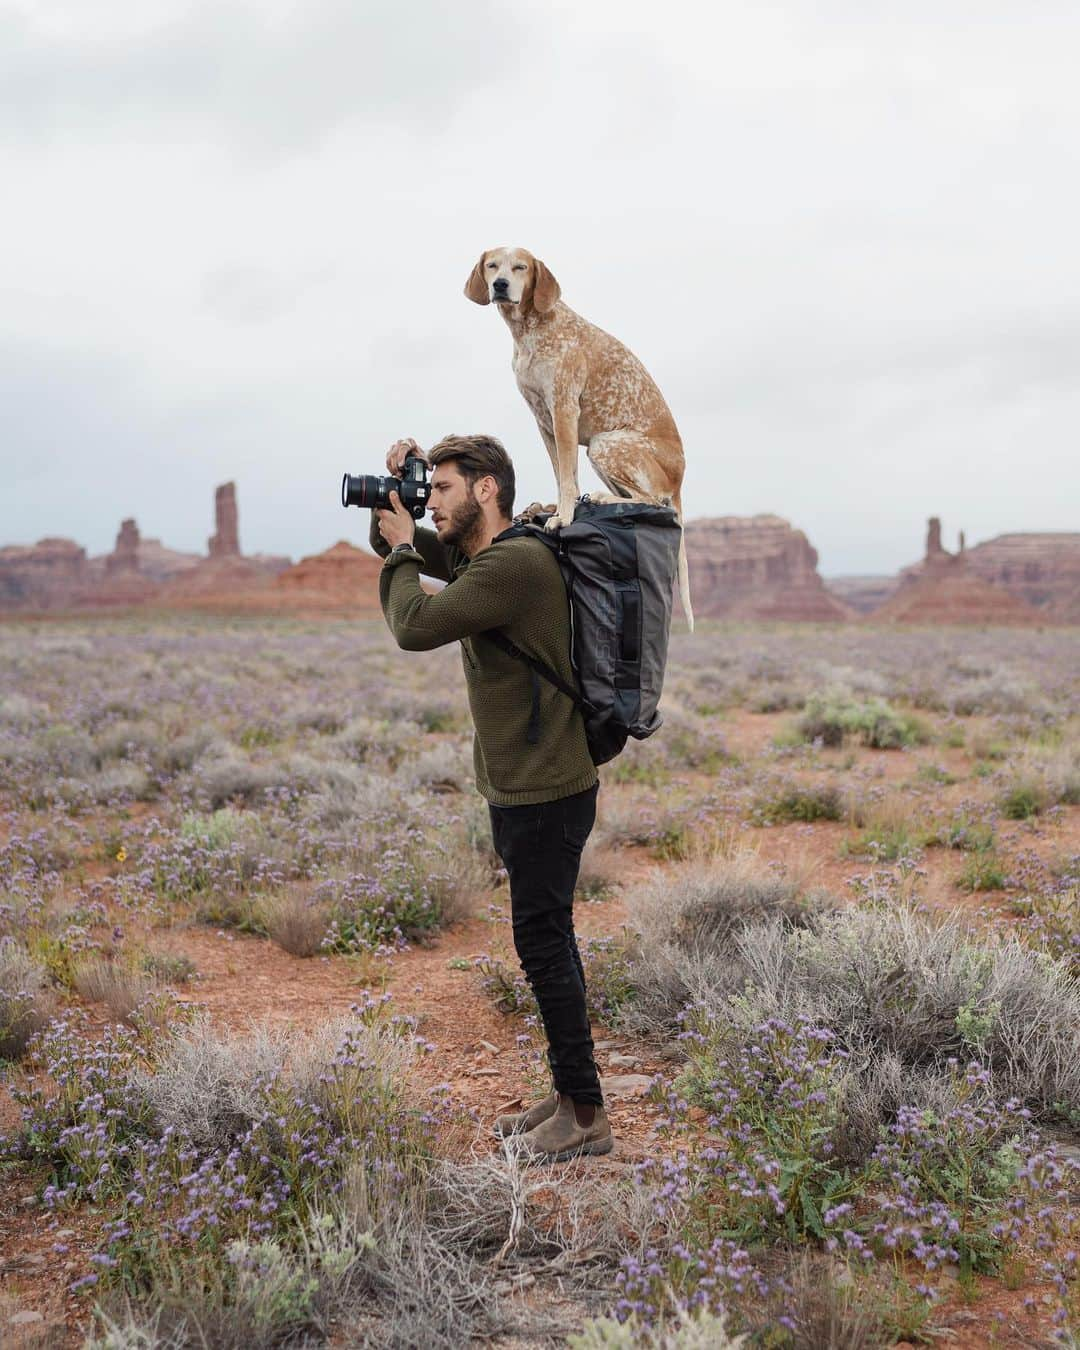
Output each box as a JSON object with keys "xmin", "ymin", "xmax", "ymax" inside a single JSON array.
[
  {"xmin": 0, "ymin": 493, "xmax": 1077, "ymax": 624},
  {"xmin": 868, "ymin": 517, "xmax": 1040, "ymax": 625},
  {"xmin": 681, "ymin": 515, "xmax": 852, "ymax": 621},
  {"xmin": 0, "ymin": 484, "xmax": 286, "ymax": 613}
]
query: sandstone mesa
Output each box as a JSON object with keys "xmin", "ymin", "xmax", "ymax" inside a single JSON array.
[{"xmin": 0, "ymin": 488, "xmax": 1077, "ymax": 624}]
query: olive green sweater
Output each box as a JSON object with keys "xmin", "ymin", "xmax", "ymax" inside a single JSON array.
[{"xmin": 369, "ymin": 517, "xmax": 597, "ymax": 806}]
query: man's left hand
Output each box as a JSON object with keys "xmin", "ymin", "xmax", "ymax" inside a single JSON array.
[{"xmin": 376, "ymin": 491, "xmax": 416, "ymax": 550}]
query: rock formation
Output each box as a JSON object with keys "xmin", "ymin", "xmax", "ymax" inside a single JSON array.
[
  {"xmin": 0, "ymin": 538, "xmax": 89, "ymax": 610},
  {"xmin": 157, "ymin": 482, "xmax": 289, "ymax": 607},
  {"xmin": 89, "ymin": 529, "xmax": 200, "ymax": 584},
  {"xmin": 682, "ymin": 515, "xmax": 852, "ymax": 621},
  {"xmin": 126, "ymin": 538, "xmax": 202, "ymax": 583},
  {"xmin": 961, "ymin": 533, "xmax": 1080, "ymax": 614},
  {"xmin": 105, "ymin": 519, "xmax": 140, "ymax": 574},
  {"xmin": 271, "ymin": 541, "xmax": 386, "ymax": 613},
  {"xmin": 824, "ymin": 575, "xmax": 900, "ymax": 614},
  {"xmin": 0, "ymin": 482, "xmax": 286, "ymax": 613},
  {"xmin": 208, "ymin": 482, "xmax": 240, "ymax": 558},
  {"xmin": 871, "ymin": 518, "xmax": 1038, "ymax": 625}
]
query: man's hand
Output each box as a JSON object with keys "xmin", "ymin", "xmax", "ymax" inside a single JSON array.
[
  {"xmin": 514, "ymin": 500, "xmax": 557, "ymax": 524},
  {"xmin": 386, "ymin": 437, "xmax": 428, "ymax": 476},
  {"xmin": 376, "ymin": 492, "xmax": 416, "ymax": 550}
]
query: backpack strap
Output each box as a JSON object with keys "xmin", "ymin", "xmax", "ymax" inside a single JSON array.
[
  {"xmin": 480, "ymin": 522, "xmax": 599, "ymax": 742},
  {"xmin": 481, "ymin": 628, "xmax": 596, "ymax": 715}
]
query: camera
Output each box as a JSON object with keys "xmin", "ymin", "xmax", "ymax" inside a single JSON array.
[{"xmin": 341, "ymin": 454, "xmax": 430, "ymax": 520}]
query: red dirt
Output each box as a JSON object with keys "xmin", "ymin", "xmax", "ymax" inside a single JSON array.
[{"xmin": 2, "ymin": 708, "xmax": 1077, "ymax": 1345}]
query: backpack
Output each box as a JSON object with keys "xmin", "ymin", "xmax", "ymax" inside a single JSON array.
[{"xmin": 483, "ymin": 498, "xmax": 682, "ymax": 766}]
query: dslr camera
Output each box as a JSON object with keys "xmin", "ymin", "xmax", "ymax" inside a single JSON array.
[{"xmin": 341, "ymin": 454, "xmax": 430, "ymax": 520}]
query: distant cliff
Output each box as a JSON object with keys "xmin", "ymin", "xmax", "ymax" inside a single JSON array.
[
  {"xmin": 870, "ymin": 518, "xmax": 1039, "ymax": 625},
  {"xmin": 682, "ymin": 515, "xmax": 852, "ymax": 621},
  {"xmin": 962, "ymin": 533, "xmax": 1080, "ymax": 616},
  {"xmin": 0, "ymin": 484, "xmax": 287, "ymax": 613}
]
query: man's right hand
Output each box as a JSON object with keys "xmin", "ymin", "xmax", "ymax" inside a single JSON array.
[
  {"xmin": 514, "ymin": 500, "xmax": 557, "ymax": 524},
  {"xmin": 387, "ymin": 438, "xmax": 428, "ymax": 475}
]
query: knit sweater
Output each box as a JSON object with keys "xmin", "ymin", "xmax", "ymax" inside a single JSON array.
[{"xmin": 369, "ymin": 516, "xmax": 597, "ymax": 806}]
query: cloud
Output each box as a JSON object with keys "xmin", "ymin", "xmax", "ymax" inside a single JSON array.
[
  {"xmin": 1, "ymin": 0, "xmax": 1078, "ymax": 577},
  {"xmin": 0, "ymin": 0, "xmax": 524, "ymax": 152}
]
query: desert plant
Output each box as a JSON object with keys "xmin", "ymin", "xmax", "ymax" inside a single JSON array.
[
  {"xmin": 576, "ymin": 839, "xmax": 620, "ymax": 900},
  {"xmin": 630, "ymin": 851, "xmax": 818, "ymax": 965},
  {"xmin": 999, "ymin": 780, "xmax": 1047, "ymax": 820},
  {"xmin": 134, "ymin": 1018, "xmax": 290, "ymax": 1149},
  {"xmin": 751, "ymin": 781, "xmax": 845, "ymax": 825},
  {"xmin": 0, "ymin": 939, "xmax": 53, "ymax": 1060},
  {"xmin": 626, "ymin": 885, "xmax": 1080, "ymax": 1123},
  {"xmin": 1014, "ymin": 886, "xmax": 1080, "ymax": 974},
  {"xmin": 957, "ymin": 850, "xmax": 1007, "ymax": 892},
  {"xmin": 257, "ymin": 890, "xmax": 331, "ymax": 957},
  {"xmin": 138, "ymin": 951, "xmax": 198, "ymax": 984},
  {"xmin": 795, "ymin": 691, "xmax": 927, "ymax": 750},
  {"xmin": 570, "ymin": 1310, "xmax": 746, "ymax": 1349},
  {"xmin": 72, "ymin": 956, "xmax": 159, "ymax": 1024}
]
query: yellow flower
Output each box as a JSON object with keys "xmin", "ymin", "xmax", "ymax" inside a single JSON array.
[{"xmin": 116, "ymin": 847, "xmax": 127, "ymax": 862}]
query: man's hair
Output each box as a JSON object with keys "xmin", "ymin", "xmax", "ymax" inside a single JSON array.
[{"xmin": 428, "ymin": 434, "xmax": 515, "ymax": 516}]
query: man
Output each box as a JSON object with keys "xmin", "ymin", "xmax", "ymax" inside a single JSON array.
[{"xmin": 369, "ymin": 432, "xmax": 612, "ymax": 1162}]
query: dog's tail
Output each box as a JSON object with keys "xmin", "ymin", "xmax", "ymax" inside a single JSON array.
[{"xmin": 673, "ymin": 491, "xmax": 694, "ymax": 632}]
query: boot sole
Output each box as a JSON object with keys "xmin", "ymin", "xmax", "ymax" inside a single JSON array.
[
  {"xmin": 522, "ymin": 1135, "xmax": 615, "ymax": 1164},
  {"xmin": 493, "ymin": 1114, "xmax": 558, "ymax": 1140}
]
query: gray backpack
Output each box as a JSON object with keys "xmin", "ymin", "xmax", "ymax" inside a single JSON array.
[{"xmin": 484, "ymin": 498, "xmax": 682, "ymax": 766}]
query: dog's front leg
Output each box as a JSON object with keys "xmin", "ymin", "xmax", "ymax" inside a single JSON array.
[{"xmin": 546, "ymin": 399, "xmax": 581, "ymax": 532}]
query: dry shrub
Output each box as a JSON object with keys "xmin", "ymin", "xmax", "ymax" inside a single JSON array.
[
  {"xmin": 192, "ymin": 749, "xmax": 279, "ymax": 809},
  {"xmin": 419, "ymin": 830, "xmax": 500, "ymax": 927},
  {"xmin": 946, "ymin": 671, "xmax": 1049, "ymax": 718},
  {"xmin": 592, "ymin": 794, "xmax": 662, "ymax": 851},
  {"xmin": 0, "ymin": 939, "xmax": 53, "ymax": 1060},
  {"xmin": 576, "ymin": 839, "xmax": 620, "ymax": 900},
  {"xmin": 620, "ymin": 850, "xmax": 825, "ymax": 1041},
  {"xmin": 72, "ymin": 957, "xmax": 164, "ymax": 1026},
  {"xmin": 334, "ymin": 714, "xmax": 417, "ymax": 766},
  {"xmin": 764, "ymin": 1252, "xmax": 887, "ymax": 1350},
  {"xmin": 396, "ymin": 741, "xmax": 473, "ymax": 794},
  {"xmin": 570, "ymin": 1310, "xmax": 745, "ymax": 1348},
  {"xmin": 258, "ymin": 890, "xmax": 330, "ymax": 957},
  {"xmin": 1000, "ymin": 743, "xmax": 1080, "ymax": 814},
  {"xmin": 632, "ymin": 850, "xmax": 818, "ymax": 955},
  {"xmin": 134, "ymin": 1019, "xmax": 289, "ymax": 1148},
  {"xmin": 621, "ymin": 841, "xmax": 1080, "ymax": 1127}
]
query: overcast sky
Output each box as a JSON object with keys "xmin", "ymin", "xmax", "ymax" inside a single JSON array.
[{"xmin": 2, "ymin": 0, "xmax": 1077, "ymax": 576}]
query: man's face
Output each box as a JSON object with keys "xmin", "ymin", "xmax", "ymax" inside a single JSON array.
[{"xmin": 429, "ymin": 462, "xmax": 484, "ymax": 549}]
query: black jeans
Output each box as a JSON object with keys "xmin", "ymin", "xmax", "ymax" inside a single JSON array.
[{"xmin": 488, "ymin": 783, "xmax": 603, "ymax": 1106}]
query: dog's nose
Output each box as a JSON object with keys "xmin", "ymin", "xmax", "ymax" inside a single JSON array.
[{"xmin": 492, "ymin": 277, "xmax": 509, "ymax": 293}]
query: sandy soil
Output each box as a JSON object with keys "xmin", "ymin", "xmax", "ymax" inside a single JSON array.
[{"xmin": 2, "ymin": 707, "xmax": 1077, "ymax": 1346}]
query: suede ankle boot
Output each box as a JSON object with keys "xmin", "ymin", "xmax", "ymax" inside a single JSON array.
[
  {"xmin": 493, "ymin": 1091, "xmax": 558, "ymax": 1139},
  {"xmin": 511, "ymin": 1092, "xmax": 613, "ymax": 1163}
]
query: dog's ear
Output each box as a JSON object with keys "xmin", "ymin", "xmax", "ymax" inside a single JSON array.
[
  {"xmin": 532, "ymin": 258, "xmax": 561, "ymax": 313},
  {"xmin": 463, "ymin": 253, "xmax": 491, "ymax": 306}
]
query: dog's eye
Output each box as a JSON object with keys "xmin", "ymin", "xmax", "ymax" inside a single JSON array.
[
  {"xmin": 512, "ymin": 265, "xmax": 526, "ymax": 272},
  {"xmin": 486, "ymin": 262, "xmax": 498, "ymax": 269}
]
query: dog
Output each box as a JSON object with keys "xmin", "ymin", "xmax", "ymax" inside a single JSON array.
[{"xmin": 464, "ymin": 246, "xmax": 693, "ymax": 629}]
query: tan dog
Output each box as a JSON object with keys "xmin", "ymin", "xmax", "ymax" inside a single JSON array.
[{"xmin": 464, "ymin": 246, "xmax": 693, "ymax": 629}]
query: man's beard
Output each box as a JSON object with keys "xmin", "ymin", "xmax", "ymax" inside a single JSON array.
[{"xmin": 439, "ymin": 496, "xmax": 484, "ymax": 551}]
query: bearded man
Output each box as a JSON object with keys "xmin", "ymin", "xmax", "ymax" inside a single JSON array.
[{"xmin": 368, "ymin": 433, "xmax": 611, "ymax": 1162}]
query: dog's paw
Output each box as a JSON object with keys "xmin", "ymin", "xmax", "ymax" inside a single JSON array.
[{"xmin": 545, "ymin": 498, "xmax": 577, "ymax": 532}]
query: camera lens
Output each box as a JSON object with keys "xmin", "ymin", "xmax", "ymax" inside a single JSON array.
[{"xmin": 342, "ymin": 474, "xmax": 385, "ymax": 509}]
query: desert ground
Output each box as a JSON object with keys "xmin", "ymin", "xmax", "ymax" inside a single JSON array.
[{"xmin": 1, "ymin": 616, "xmax": 1078, "ymax": 1348}]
